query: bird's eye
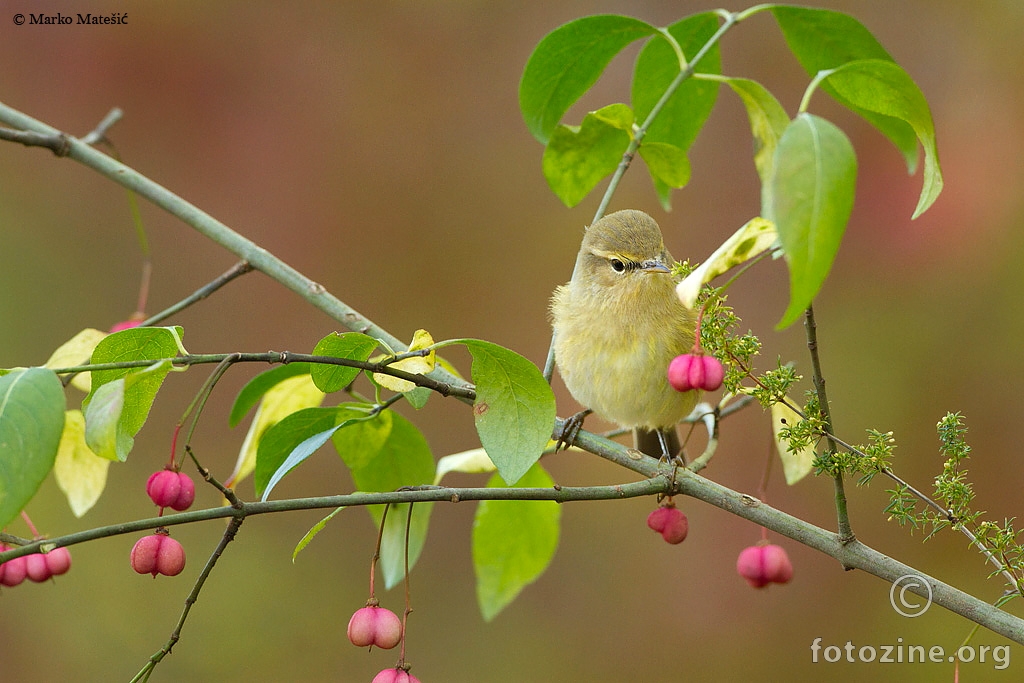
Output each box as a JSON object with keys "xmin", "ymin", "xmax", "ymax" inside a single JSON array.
[{"xmin": 609, "ymin": 258, "xmax": 626, "ymax": 273}]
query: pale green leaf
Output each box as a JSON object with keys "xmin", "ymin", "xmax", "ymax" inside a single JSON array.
[
  {"xmin": 542, "ymin": 106, "xmax": 632, "ymax": 207},
  {"xmin": 473, "ymin": 464, "xmax": 561, "ymax": 621},
  {"xmin": 771, "ymin": 400, "xmax": 815, "ymax": 485},
  {"xmin": 293, "ymin": 506, "xmax": 345, "ymax": 562},
  {"xmin": 44, "ymin": 328, "xmax": 107, "ymax": 393},
  {"xmin": 346, "ymin": 412, "xmax": 435, "ymax": 589},
  {"xmin": 53, "ymin": 409, "xmax": 109, "ymax": 517},
  {"xmin": 766, "ymin": 114, "xmax": 856, "ymax": 329},
  {"xmin": 228, "ymin": 372, "xmax": 324, "ymax": 489},
  {"xmin": 819, "ymin": 59, "xmax": 942, "ymax": 217},
  {"xmin": 676, "ymin": 217, "xmax": 777, "ymax": 307},
  {"xmin": 637, "ymin": 142, "xmax": 691, "ymax": 189},
  {"xmin": 434, "ymin": 447, "xmax": 497, "ymax": 485}
]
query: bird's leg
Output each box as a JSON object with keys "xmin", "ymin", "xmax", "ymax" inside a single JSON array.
[{"xmin": 555, "ymin": 409, "xmax": 592, "ymax": 451}]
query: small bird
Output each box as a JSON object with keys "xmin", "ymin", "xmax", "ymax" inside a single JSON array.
[{"xmin": 551, "ymin": 209, "xmax": 697, "ymax": 458}]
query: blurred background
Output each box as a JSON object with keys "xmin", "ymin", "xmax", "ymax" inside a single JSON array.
[{"xmin": 2, "ymin": 1, "xmax": 1023, "ymax": 681}]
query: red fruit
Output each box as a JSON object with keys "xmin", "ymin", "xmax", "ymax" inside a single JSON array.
[
  {"xmin": 736, "ymin": 543, "xmax": 793, "ymax": 588},
  {"xmin": 0, "ymin": 555, "xmax": 28, "ymax": 587},
  {"xmin": 147, "ymin": 470, "xmax": 195, "ymax": 511},
  {"xmin": 169, "ymin": 473, "xmax": 195, "ymax": 511},
  {"xmin": 131, "ymin": 533, "xmax": 186, "ymax": 577},
  {"xmin": 45, "ymin": 547, "xmax": 72, "ymax": 576},
  {"xmin": 347, "ymin": 605, "xmax": 403, "ymax": 649},
  {"xmin": 667, "ymin": 353, "xmax": 725, "ymax": 392},
  {"xmin": 25, "ymin": 553, "xmax": 52, "ymax": 582},
  {"xmin": 372, "ymin": 669, "xmax": 421, "ymax": 683},
  {"xmin": 646, "ymin": 506, "xmax": 689, "ymax": 544}
]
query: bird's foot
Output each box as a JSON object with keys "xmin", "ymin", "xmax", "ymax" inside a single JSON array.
[{"xmin": 555, "ymin": 409, "xmax": 592, "ymax": 451}]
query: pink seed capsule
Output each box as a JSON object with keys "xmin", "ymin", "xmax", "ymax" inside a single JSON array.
[
  {"xmin": 736, "ymin": 544, "xmax": 793, "ymax": 588},
  {"xmin": 646, "ymin": 507, "xmax": 689, "ymax": 544},
  {"xmin": 131, "ymin": 533, "xmax": 186, "ymax": 577},
  {"xmin": 0, "ymin": 555, "xmax": 28, "ymax": 587},
  {"xmin": 25, "ymin": 553, "xmax": 52, "ymax": 582},
  {"xmin": 372, "ymin": 669, "xmax": 421, "ymax": 683},
  {"xmin": 45, "ymin": 547, "xmax": 72, "ymax": 576}
]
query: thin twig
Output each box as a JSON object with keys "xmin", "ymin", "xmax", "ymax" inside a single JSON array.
[{"xmin": 805, "ymin": 304, "xmax": 854, "ymax": 543}]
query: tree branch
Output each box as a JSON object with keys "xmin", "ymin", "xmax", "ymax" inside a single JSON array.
[{"xmin": 0, "ymin": 100, "xmax": 473, "ymax": 397}]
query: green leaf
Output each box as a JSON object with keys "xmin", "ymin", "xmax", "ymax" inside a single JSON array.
[
  {"xmin": 632, "ymin": 13, "xmax": 722, "ymax": 150},
  {"xmin": 346, "ymin": 412, "xmax": 435, "ymax": 589},
  {"xmin": 81, "ymin": 326, "xmax": 181, "ymax": 460},
  {"xmin": 449, "ymin": 339, "xmax": 556, "ymax": 486},
  {"xmin": 261, "ymin": 425, "xmax": 344, "ymax": 502},
  {"xmin": 712, "ymin": 76, "xmax": 790, "ymax": 185},
  {"xmin": 819, "ymin": 59, "xmax": 942, "ymax": 217},
  {"xmin": 766, "ymin": 114, "xmax": 856, "ymax": 329},
  {"xmin": 632, "ymin": 13, "xmax": 721, "ymax": 204},
  {"xmin": 310, "ymin": 332, "xmax": 380, "ymax": 393},
  {"xmin": 771, "ymin": 5, "xmax": 919, "ymax": 173},
  {"xmin": 542, "ymin": 105, "xmax": 633, "ymax": 207},
  {"xmin": 253, "ymin": 406, "xmax": 342, "ymax": 496},
  {"xmin": 229, "ymin": 363, "xmax": 312, "ymax": 427},
  {"xmin": 332, "ymin": 406, "xmax": 393, "ymax": 471},
  {"xmin": 473, "ymin": 464, "xmax": 561, "ymax": 621},
  {"xmin": 292, "ymin": 506, "xmax": 345, "ymax": 562},
  {"xmin": 520, "ymin": 15, "xmax": 657, "ymax": 144},
  {"xmin": 0, "ymin": 368, "xmax": 65, "ymax": 528},
  {"xmin": 637, "ymin": 141, "xmax": 690, "ymax": 189},
  {"xmin": 86, "ymin": 326, "xmax": 183, "ymax": 397},
  {"xmin": 83, "ymin": 361, "xmax": 173, "ymax": 462}
]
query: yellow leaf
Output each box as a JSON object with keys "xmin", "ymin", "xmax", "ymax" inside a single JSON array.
[
  {"xmin": 372, "ymin": 329, "xmax": 436, "ymax": 393},
  {"xmin": 53, "ymin": 410, "xmax": 110, "ymax": 517},
  {"xmin": 434, "ymin": 447, "xmax": 497, "ymax": 484},
  {"xmin": 227, "ymin": 374, "xmax": 325, "ymax": 489},
  {"xmin": 44, "ymin": 328, "xmax": 107, "ymax": 393},
  {"xmin": 771, "ymin": 400, "xmax": 815, "ymax": 485},
  {"xmin": 676, "ymin": 217, "xmax": 778, "ymax": 308}
]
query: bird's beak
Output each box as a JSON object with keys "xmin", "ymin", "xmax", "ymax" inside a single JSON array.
[{"xmin": 639, "ymin": 259, "xmax": 671, "ymax": 274}]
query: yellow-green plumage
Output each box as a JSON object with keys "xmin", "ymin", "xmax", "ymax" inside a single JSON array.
[{"xmin": 551, "ymin": 210, "xmax": 697, "ymax": 439}]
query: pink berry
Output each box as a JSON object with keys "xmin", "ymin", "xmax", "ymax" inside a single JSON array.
[
  {"xmin": 347, "ymin": 605, "xmax": 403, "ymax": 649},
  {"xmin": 25, "ymin": 553, "xmax": 51, "ymax": 582},
  {"xmin": 45, "ymin": 547, "xmax": 72, "ymax": 576},
  {"xmin": 131, "ymin": 533, "xmax": 186, "ymax": 577},
  {"xmin": 147, "ymin": 470, "xmax": 181, "ymax": 507},
  {"xmin": 646, "ymin": 506, "xmax": 689, "ymax": 544},
  {"xmin": 372, "ymin": 669, "xmax": 421, "ymax": 683},
  {"xmin": 169, "ymin": 473, "xmax": 195, "ymax": 511},
  {"xmin": 0, "ymin": 555, "xmax": 28, "ymax": 587},
  {"xmin": 736, "ymin": 544, "xmax": 793, "ymax": 588},
  {"xmin": 147, "ymin": 470, "xmax": 195, "ymax": 511},
  {"xmin": 667, "ymin": 353, "xmax": 725, "ymax": 392}
]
